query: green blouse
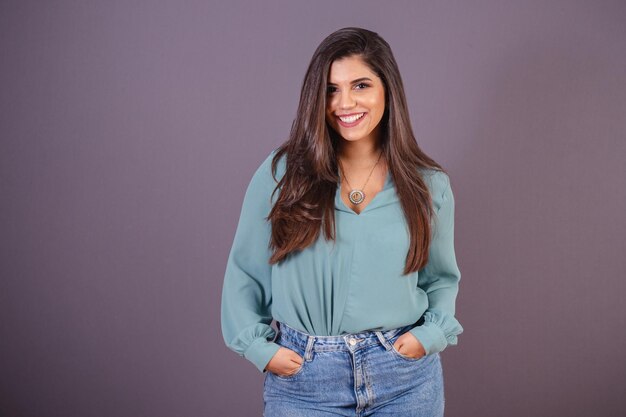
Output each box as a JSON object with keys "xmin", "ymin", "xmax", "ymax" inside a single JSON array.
[{"xmin": 221, "ymin": 149, "xmax": 463, "ymax": 373}]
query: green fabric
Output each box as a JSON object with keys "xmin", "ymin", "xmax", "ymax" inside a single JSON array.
[{"xmin": 221, "ymin": 149, "xmax": 463, "ymax": 373}]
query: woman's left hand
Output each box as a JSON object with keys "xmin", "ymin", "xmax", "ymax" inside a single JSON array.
[{"xmin": 393, "ymin": 332, "xmax": 426, "ymax": 359}]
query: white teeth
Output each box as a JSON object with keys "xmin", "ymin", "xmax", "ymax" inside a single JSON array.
[{"xmin": 338, "ymin": 113, "xmax": 364, "ymax": 123}]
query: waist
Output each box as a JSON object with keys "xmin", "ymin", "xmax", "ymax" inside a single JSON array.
[{"xmin": 276, "ymin": 321, "xmax": 415, "ymax": 352}]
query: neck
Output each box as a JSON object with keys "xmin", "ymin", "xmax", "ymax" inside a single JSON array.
[{"xmin": 337, "ymin": 139, "xmax": 382, "ymax": 168}]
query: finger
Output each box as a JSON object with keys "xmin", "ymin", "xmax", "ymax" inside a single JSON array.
[{"xmin": 287, "ymin": 349, "xmax": 303, "ymax": 362}]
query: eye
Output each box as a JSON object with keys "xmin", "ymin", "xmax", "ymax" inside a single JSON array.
[{"xmin": 326, "ymin": 83, "xmax": 370, "ymax": 94}]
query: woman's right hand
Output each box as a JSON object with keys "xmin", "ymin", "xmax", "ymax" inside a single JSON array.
[{"xmin": 265, "ymin": 347, "xmax": 304, "ymax": 377}]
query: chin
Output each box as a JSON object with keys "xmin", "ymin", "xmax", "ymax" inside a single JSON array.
[{"xmin": 341, "ymin": 131, "xmax": 371, "ymax": 142}]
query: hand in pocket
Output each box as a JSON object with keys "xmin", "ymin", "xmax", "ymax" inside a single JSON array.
[
  {"xmin": 265, "ymin": 347, "xmax": 304, "ymax": 377},
  {"xmin": 393, "ymin": 332, "xmax": 426, "ymax": 359}
]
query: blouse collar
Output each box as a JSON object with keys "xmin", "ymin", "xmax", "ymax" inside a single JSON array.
[{"xmin": 334, "ymin": 170, "xmax": 398, "ymax": 215}]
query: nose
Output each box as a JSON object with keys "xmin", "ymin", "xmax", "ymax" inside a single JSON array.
[{"xmin": 338, "ymin": 90, "xmax": 356, "ymax": 109}]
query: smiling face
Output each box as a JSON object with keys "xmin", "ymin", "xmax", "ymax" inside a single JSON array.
[{"xmin": 325, "ymin": 55, "xmax": 386, "ymax": 145}]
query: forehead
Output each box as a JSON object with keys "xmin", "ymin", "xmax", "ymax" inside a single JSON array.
[{"xmin": 327, "ymin": 56, "xmax": 378, "ymax": 83}]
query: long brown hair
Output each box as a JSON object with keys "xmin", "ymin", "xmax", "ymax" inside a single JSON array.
[{"xmin": 267, "ymin": 27, "xmax": 448, "ymax": 275}]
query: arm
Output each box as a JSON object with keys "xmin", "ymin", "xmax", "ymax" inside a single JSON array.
[
  {"xmin": 220, "ymin": 152, "xmax": 281, "ymax": 373},
  {"xmin": 409, "ymin": 172, "xmax": 464, "ymax": 355}
]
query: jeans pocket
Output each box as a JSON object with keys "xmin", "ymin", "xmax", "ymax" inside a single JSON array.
[
  {"xmin": 272, "ymin": 356, "xmax": 307, "ymax": 380},
  {"xmin": 271, "ymin": 336, "xmax": 308, "ymax": 380},
  {"xmin": 389, "ymin": 333, "xmax": 426, "ymax": 362}
]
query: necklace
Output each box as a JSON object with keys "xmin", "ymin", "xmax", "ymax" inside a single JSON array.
[{"xmin": 338, "ymin": 151, "xmax": 384, "ymax": 205}]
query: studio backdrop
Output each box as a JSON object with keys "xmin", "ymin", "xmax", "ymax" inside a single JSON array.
[{"xmin": 1, "ymin": 1, "xmax": 625, "ymax": 416}]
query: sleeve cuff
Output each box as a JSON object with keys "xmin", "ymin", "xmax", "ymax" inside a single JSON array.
[
  {"xmin": 408, "ymin": 322, "xmax": 448, "ymax": 355},
  {"xmin": 243, "ymin": 338, "xmax": 282, "ymax": 373}
]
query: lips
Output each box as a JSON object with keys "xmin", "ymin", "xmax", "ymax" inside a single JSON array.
[
  {"xmin": 336, "ymin": 112, "xmax": 366, "ymax": 127},
  {"xmin": 337, "ymin": 112, "xmax": 364, "ymax": 117}
]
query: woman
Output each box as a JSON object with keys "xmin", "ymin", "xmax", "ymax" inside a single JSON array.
[{"xmin": 221, "ymin": 27, "xmax": 463, "ymax": 417}]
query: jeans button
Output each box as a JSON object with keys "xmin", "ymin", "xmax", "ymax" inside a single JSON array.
[{"xmin": 348, "ymin": 338, "xmax": 357, "ymax": 346}]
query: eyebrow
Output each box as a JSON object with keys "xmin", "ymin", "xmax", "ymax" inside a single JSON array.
[{"xmin": 327, "ymin": 77, "xmax": 372, "ymax": 86}]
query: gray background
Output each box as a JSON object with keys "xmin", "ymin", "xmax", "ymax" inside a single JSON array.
[{"xmin": 1, "ymin": 1, "xmax": 625, "ymax": 416}]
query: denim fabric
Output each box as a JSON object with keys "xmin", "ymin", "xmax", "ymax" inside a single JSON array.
[{"xmin": 264, "ymin": 321, "xmax": 444, "ymax": 417}]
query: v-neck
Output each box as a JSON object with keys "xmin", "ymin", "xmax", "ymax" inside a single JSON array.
[{"xmin": 336, "ymin": 170, "xmax": 393, "ymax": 215}]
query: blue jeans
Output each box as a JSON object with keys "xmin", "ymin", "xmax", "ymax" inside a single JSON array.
[{"xmin": 264, "ymin": 321, "xmax": 444, "ymax": 417}]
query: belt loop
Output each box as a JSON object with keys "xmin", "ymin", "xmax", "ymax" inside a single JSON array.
[
  {"xmin": 375, "ymin": 331, "xmax": 393, "ymax": 351},
  {"xmin": 275, "ymin": 321, "xmax": 282, "ymax": 339},
  {"xmin": 304, "ymin": 335, "xmax": 316, "ymax": 361}
]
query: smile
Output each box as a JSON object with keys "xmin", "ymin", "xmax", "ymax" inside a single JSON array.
[
  {"xmin": 338, "ymin": 113, "xmax": 365, "ymax": 123},
  {"xmin": 336, "ymin": 112, "xmax": 366, "ymax": 127}
]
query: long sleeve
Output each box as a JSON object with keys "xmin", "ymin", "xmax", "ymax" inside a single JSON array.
[
  {"xmin": 220, "ymin": 153, "xmax": 281, "ymax": 373},
  {"xmin": 409, "ymin": 172, "xmax": 464, "ymax": 355}
]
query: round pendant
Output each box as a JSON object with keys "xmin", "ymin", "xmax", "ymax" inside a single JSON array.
[{"xmin": 349, "ymin": 189, "xmax": 365, "ymax": 205}]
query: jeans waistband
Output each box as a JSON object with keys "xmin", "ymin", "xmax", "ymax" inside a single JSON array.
[{"xmin": 275, "ymin": 321, "xmax": 416, "ymax": 360}]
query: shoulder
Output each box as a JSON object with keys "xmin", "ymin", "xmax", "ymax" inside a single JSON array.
[
  {"xmin": 419, "ymin": 168, "xmax": 452, "ymax": 213},
  {"xmin": 419, "ymin": 168, "xmax": 451, "ymax": 197},
  {"xmin": 252, "ymin": 148, "xmax": 287, "ymax": 186},
  {"xmin": 244, "ymin": 148, "xmax": 287, "ymax": 206}
]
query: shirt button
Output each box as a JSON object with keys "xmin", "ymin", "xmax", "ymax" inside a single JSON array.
[{"xmin": 349, "ymin": 338, "xmax": 357, "ymax": 346}]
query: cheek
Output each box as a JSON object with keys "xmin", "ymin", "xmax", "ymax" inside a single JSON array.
[
  {"xmin": 366, "ymin": 94, "xmax": 384, "ymax": 113},
  {"xmin": 366, "ymin": 99, "xmax": 385, "ymax": 121},
  {"xmin": 326, "ymin": 102, "xmax": 336, "ymax": 118},
  {"xmin": 327, "ymin": 95, "xmax": 339, "ymax": 109},
  {"xmin": 376, "ymin": 92, "xmax": 386, "ymax": 113}
]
